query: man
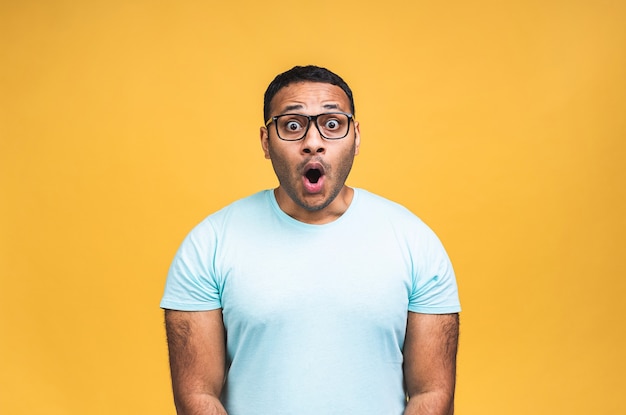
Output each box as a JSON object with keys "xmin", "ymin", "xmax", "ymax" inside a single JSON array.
[{"xmin": 161, "ymin": 65, "xmax": 461, "ymax": 415}]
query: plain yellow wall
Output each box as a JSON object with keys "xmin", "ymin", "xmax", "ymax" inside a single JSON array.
[{"xmin": 1, "ymin": 1, "xmax": 625, "ymax": 414}]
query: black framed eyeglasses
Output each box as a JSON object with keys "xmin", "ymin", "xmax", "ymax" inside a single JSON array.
[{"xmin": 265, "ymin": 112, "xmax": 354, "ymax": 141}]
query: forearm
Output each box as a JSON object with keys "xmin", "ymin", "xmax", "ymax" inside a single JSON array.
[
  {"xmin": 173, "ymin": 392, "xmax": 227, "ymax": 415},
  {"xmin": 404, "ymin": 390, "xmax": 454, "ymax": 415}
]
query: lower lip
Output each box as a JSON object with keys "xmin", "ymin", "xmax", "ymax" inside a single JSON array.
[{"xmin": 303, "ymin": 175, "xmax": 325, "ymax": 194}]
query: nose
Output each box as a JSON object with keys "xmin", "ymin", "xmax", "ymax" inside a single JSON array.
[{"xmin": 301, "ymin": 121, "xmax": 325, "ymax": 155}]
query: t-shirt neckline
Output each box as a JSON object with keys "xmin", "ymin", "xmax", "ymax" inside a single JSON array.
[{"xmin": 267, "ymin": 188, "xmax": 360, "ymax": 230}]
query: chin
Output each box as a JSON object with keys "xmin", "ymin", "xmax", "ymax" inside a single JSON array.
[{"xmin": 297, "ymin": 195, "xmax": 331, "ymax": 212}]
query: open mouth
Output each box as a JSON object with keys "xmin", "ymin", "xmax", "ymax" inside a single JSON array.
[{"xmin": 305, "ymin": 168, "xmax": 322, "ymax": 184}]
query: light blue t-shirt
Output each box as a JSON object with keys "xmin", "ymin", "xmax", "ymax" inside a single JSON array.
[{"xmin": 161, "ymin": 189, "xmax": 460, "ymax": 415}]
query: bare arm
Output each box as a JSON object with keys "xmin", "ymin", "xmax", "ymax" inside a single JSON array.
[
  {"xmin": 165, "ymin": 309, "xmax": 228, "ymax": 415},
  {"xmin": 403, "ymin": 312, "xmax": 459, "ymax": 415}
]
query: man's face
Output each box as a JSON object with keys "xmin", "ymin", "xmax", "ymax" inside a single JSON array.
[{"xmin": 260, "ymin": 81, "xmax": 360, "ymax": 220}]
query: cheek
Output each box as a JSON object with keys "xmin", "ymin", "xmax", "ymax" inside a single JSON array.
[
  {"xmin": 337, "ymin": 145, "xmax": 357, "ymax": 173},
  {"xmin": 268, "ymin": 147, "xmax": 290, "ymax": 174}
]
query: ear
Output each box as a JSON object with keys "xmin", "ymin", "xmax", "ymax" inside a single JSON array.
[
  {"xmin": 260, "ymin": 126, "xmax": 271, "ymax": 159},
  {"xmin": 353, "ymin": 120, "xmax": 361, "ymax": 156}
]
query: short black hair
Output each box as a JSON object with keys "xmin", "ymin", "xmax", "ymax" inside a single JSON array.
[{"xmin": 263, "ymin": 65, "xmax": 355, "ymax": 122}]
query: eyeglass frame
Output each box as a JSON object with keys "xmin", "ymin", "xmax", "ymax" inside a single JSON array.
[{"xmin": 265, "ymin": 112, "xmax": 355, "ymax": 141}]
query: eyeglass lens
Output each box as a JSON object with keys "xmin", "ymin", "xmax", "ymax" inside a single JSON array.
[{"xmin": 275, "ymin": 113, "xmax": 350, "ymax": 140}]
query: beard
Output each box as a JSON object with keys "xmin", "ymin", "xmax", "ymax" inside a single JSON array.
[{"xmin": 267, "ymin": 136, "xmax": 357, "ymax": 212}]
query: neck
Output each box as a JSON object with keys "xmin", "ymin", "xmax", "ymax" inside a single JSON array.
[{"xmin": 274, "ymin": 186, "xmax": 354, "ymax": 225}]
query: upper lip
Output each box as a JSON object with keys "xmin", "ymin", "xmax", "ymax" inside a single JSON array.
[{"xmin": 302, "ymin": 161, "xmax": 325, "ymax": 176}]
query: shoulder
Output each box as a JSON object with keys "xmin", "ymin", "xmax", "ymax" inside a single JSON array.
[
  {"xmin": 354, "ymin": 188, "xmax": 425, "ymax": 224},
  {"xmin": 353, "ymin": 188, "xmax": 443, "ymax": 244},
  {"xmin": 209, "ymin": 190, "xmax": 270, "ymax": 219},
  {"xmin": 186, "ymin": 190, "xmax": 272, "ymax": 239}
]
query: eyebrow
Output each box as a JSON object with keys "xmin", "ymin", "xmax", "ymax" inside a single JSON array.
[
  {"xmin": 281, "ymin": 103, "xmax": 342, "ymax": 113},
  {"xmin": 283, "ymin": 104, "xmax": 304, "ymax": 112},
  {"xmin": 323, "ymin": 104, "xmax": 341, "ymax": 110}
]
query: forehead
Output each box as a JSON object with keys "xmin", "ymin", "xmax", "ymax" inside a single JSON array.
[{"xmin": 270, "ymin": 82, "xmax": 350, "ymax": 114}]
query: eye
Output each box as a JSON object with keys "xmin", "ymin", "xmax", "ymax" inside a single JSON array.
[
  {"xmin": 324, "ymin": 118, "xmax": 340, "ymax": 130},
  {"xmin": 279, "ymin": 116, "xmax": 305, "ymax": 133},
  {"xmin": 286, "ymin": 120, "xmax": 302, "ymax": 131}
]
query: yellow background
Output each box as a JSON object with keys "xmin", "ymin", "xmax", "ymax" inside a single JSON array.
[{"xmin": 1, "ymin": 1, "xmax": 625, "ymax": 413}]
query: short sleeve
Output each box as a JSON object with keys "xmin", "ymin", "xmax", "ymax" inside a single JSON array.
[
  {"xmin": 408, "ymin": 223, "xmax": 461, "ymax": 314},
  {"xmin": 160, "ymin": 219, "xmax": 223, "ymax": 311}
]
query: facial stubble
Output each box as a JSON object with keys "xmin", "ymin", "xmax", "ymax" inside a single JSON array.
[{"xmin": 267, "ymin": 135, "xmax": 357, "ymax": 213}]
